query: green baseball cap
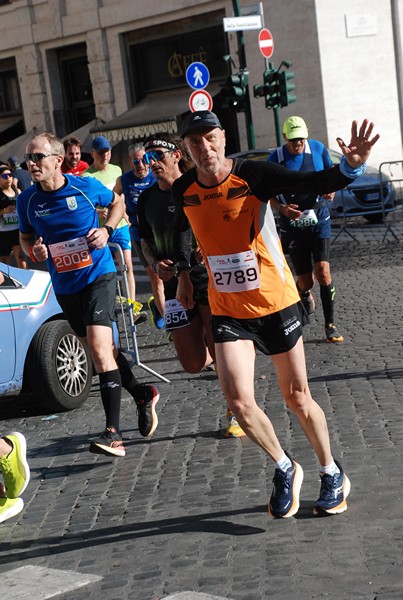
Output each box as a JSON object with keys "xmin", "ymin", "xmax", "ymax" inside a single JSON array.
[{"xmin": 283, "ymin": 116, "xmax": 308, "ymax": 139}]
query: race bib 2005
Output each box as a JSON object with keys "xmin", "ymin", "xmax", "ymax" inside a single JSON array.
[
  {"xmin": 207, "ymin": 250, "xmax": 260, "ymax": 293},
  {"xmin": 49, "ymin": 237, "xmax": 93, "ymax": 273}
]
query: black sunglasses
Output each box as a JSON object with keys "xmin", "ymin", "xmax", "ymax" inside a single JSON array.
[
  {"xmin": 132, "ymin": 158, "xmax": 147, "ymax": 166},
  {"xmin": 143, "ymin": 150, "xmax": 173, "ymax": 165},
  {"xmin": 0, "ymin": 173, "xmax": 12, "ymax": 179},
  {"xmin": 24, "ymin": 153, "xmax": 59, "ymax": 163}
]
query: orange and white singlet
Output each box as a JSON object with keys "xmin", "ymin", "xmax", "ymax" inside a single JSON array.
[{"xmin": 172, "ymin": 158, "xmax": 351, "ymax": 319}]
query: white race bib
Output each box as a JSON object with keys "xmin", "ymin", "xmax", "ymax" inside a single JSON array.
[
  {"xmin": 290, "ymin": 209, "xmax": 318, "ymax": 229},
  {"xmin": 164, "ymin": 298, "xmax": 190, "ymax": 331},
  {"xmin": 49, "ymin": 237, "xmax": 93, "ymax": 273},
  {"xmin": 3, "ymin": 211, "xmax": 18, "ymax": 226},
  {"xmin": 207, "ymin": 250, "xmax": 260, "ymax": 293}
]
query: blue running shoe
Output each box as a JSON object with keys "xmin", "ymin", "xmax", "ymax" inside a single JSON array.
[
  {"xmin": 268, "ymin": 453, "xmax": 304, "ymax": 519},
  {"xmin": 314, "ymin": 461, "xmax": 351, "ymax": 516},
  {"xmin": 147, "ymin": 296, "xmax": 165, "ymax": 329}
]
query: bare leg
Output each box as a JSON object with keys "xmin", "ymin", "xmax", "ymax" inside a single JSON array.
[
  {"xmin": 146, "ymin": 266, "xmax": 165, "ymax": 315},
  {"xmin": 171, "ymin": 311, "xmax": 213, "ymax": 373},
  {"xmin": 271, "ymin": 336, "xmax": 332, "ymax": 466},
  {"xmin": 215, "ymin": 339, "xmax": 284, "ymax": 461}
]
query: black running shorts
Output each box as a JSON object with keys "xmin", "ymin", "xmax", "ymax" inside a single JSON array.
[
  {"xmin": 288, "ymin": 235, "xmax": 330, "ymax": 276},
  {"xmin": 212, "ymin": 303, "xmax": 303, "ymax": 356},
  {"xmin": 56, "ymin": 273, "xmax": 117, "ymax": 338}
]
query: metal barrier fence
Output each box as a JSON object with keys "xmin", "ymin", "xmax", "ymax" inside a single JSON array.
[
  {"xmin": 109, "ymin": 242, "xmax": 170, "ymax": 383},
  {"xmin": 331, "ymin": 159, "xmax": 403, "ymax": 243}
]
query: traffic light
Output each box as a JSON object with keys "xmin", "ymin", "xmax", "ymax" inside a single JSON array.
[
  {"xmin": 253, "ymin": 69, "xmax": 280, "ymax": 109},
  {"xmin": 220, "ymin": 70, "xmax": 249, "ymax": 111},
  {"xmin": 278, "ymin": 70, "xmax": 296, "ymax": 107}
]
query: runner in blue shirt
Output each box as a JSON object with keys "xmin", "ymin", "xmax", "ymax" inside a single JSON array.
[
  {"xmin": 114, "ymin": 143, "xmax": 165, "ymax": 329},
  {"xmin": 268, "ymin": 116, "xmax": 343, "ymax": 343},
  {"xmin": 18, "ymin": 133, "xmax": 160, "ymax": 457}
]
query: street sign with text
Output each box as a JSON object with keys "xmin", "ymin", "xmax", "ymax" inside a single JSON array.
[{"xmin": 223, "ymin": 15, "xmax": 262, "ymax": 32}]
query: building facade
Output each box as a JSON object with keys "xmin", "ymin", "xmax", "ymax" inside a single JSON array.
[{"xmin": 0, "ymin": 0, "xmax": 402, "ymax": 168}]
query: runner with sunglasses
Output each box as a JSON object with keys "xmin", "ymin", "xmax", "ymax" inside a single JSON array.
[
  {"xmin": 18, "ymin": 133, "xmax": 160, "ymax": 457},
  {"xmin": 137, "ymin": 132, "xmax": 245, "ymax": 438},
  {"xmin": 113, "ymin": 143, "xmax": 163, "ymax": 328},
  {"xmin": 0, "ymin": 164, "xmax": 27, "ymax": 268},
  {"xmin": 82, "ymin": 137, "xmax": 147, "ymax": 324}
]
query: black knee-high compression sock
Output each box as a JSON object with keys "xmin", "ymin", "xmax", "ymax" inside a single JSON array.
[
  {"xmin": 99, "ymin": 369, "xmax": 122, "ymax": 431},
  {"xmin": 115, "ymin": 350, "xmax": 143, "ymax": 399},
  {"xmin": 320, "ymin": 282, "xmax": 336, "ymax": 325}
]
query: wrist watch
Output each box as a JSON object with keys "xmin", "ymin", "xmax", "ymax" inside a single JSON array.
[
  {"xmin": 103, "ymin": 224, "xmax": 114, "ymax": 237},
  {"xmin": 174, "ymin": 261, "xmax": 191, "ymax": 276}
]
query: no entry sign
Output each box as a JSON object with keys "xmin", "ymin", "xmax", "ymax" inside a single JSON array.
[{"xmin": 258, "ymin": 28, "xmax": 274, "ymax": 59}]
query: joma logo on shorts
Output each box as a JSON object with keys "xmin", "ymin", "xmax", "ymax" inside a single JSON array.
[
  {"xmin": 204, "ymin": 192, "xmax": 223, "ymax": 200},
  {"xmin": 284, "ymin": 320, "xmax": 300, "ymax": 336}
]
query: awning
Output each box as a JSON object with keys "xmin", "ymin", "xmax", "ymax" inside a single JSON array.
[
  {"xmin": 0, "ymin": 116, "xmax": 22, "ymax": 135},
  {"xmin": 0, "ymin": 128, "xmax": 37, "ymax": 163},
  {"xmin": 91, "ymin": 86, "xmax": 220, "ymax": 143},
  {"xmin": 63, "ymin": 117, "xmax": 108, "ymax": 153}
]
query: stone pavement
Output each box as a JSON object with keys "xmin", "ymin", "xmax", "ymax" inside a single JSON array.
[{"xmin": 0, "ymin": 219, "xmax": 402, "ymax": 600}]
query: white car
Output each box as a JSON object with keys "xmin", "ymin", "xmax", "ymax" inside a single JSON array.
[{"xmin": 0, "ymin": 262, "xmax": 93, "ymax": 411}]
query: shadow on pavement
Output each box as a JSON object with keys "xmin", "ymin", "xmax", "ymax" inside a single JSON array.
[{"xmin": 0, "ymin": 505, "xmax": 267, "ymax": 567}]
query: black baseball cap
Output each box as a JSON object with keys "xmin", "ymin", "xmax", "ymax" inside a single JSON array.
[{"xmin": 180, "ymin": 111, "xmax": 222, "ymax": 138}]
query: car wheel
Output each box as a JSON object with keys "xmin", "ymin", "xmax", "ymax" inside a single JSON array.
[
  {"xmin": 364, "ymin": 213, "xmax": 384, "ymax": 224},
  {"xmin": 25, "ymin": 320, "xmax": 93, "ymax": 412}
]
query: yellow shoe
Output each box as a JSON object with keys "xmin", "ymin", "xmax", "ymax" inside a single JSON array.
[
  {"xmin": 224, "ymin": 411, "xmax": 246, "ymax": 438},
  {"xmin": 0, "ymin": 497, "xmax": 24, "ymax": 523},
  {"xmin": 0, "ymin": 432, "xmax": 30, "ymax": 498}
]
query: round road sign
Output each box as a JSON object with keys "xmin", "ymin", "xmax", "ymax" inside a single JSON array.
[
  {"xmin": 189, "ymin": 89, "xmax": 213, "ymax": 112},
  {"xmin": 258, "ymin": 28, "xmax": 274, "ymax": 59},
  {"xmin": 186, "ymin": 62, "xmax": 210, "ymax": 90}
]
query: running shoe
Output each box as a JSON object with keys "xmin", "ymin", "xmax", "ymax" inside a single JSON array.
[
  {"xmin": 313, "ymin": 461, "xmax": 351, "ymax": 516},
  {"xmin": 224, "ymin": 411, "xmax": 246, "ymax": 438},
  {"xmin": 147, "ymin": 296, "xmax": 165, "ymax": 329},
  {"xmin": 134, "ymin": 384, "xmax": 160, "ymax": 437},
  {"xmin": 300, "ymin": 290, "xmax": 315, "ymax": 315},
  {"xmin": 89, "ymin": 428, "xmax": 125, "ymax": 457},
  {"xmin": 0, "ymin": 432, "xmax": 30, "ymax": 498},
  {"xmin": 0, "ymin": 497, "xmax": 24, "ymax": 524},
  {"xmin": 268, "ymin": 453, "xmax": 304, "ymax": 519},
  {"xmin": 325, "ymin": 323, "xmax": 344, "ymax": 343},
  {"xmin": 132, "ymin": 310, "xmax": 148, "ymax": 325}
]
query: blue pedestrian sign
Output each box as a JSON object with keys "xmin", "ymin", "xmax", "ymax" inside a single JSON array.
[{"xmin": 186, "ymin": 62, "xmax": 210, "ymax": 90}]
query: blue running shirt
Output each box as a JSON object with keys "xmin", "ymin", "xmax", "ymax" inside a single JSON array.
[{"xmin": 17, "ymin": 174, "xmax": 116, "ymax": 294}]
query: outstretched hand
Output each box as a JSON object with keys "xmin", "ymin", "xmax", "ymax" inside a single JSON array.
[{"xmin": 336, "ymin": 120, "xmax": 380, "ymax": 168}]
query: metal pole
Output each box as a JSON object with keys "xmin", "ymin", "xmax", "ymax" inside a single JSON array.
[
  {"xmin": 273, "ymin": 106, "xmax": 281, "ymax": 146},
  {"xmin": 232, "ymin": 0, "xmax": 255, "ymax": 149}
]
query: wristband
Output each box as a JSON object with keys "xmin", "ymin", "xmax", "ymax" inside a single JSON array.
[
  {"xmin": 339, "ymin": 157, "xmax": 367, "ymax": 179},
  {"xmin": 103, "ymin": 224, "xmax": 114, "ymax": 237},
  {"xmin": 29, "ymin": 246, "xmax": 38, "ymax": 263},
  {"xmin": 152, "ymin": 260, "xmax": 159, "ymax": 274}
]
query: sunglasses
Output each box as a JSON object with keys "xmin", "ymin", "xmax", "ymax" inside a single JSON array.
[
  {"xmin": 0, "ymin": 173, "xmax": 12, "ymax": 179},
  {"xmin": 143, "ymin": 150, "xmax": 173, "ymax": 164},
  {"xmin": 24, "ymin": 153, "xmax": 59, "ymax": 163},
  {"xmin": 132, "ymin": 158, "xmax": 147, "ymax": 166}
]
